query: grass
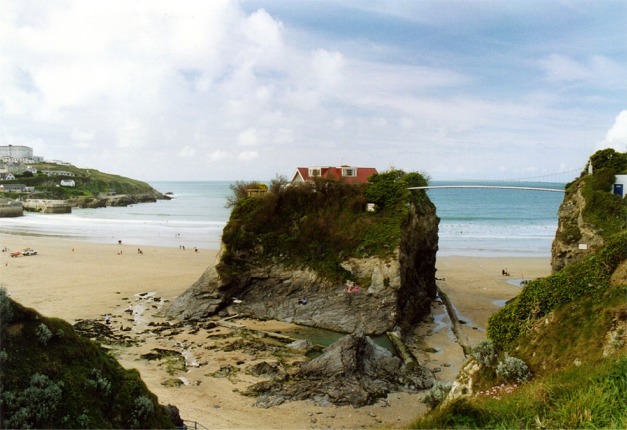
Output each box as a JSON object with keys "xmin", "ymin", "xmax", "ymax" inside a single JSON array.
[
  {"xmin": 487, "ymin": 232, "xmax": 626, "ymax": 351},
  {"xmin": 6, "ymin": 163, "xmax": 159, "ymax": 200},
  {"xmin": 411, "ymin": 357, "xmax": 627, "ymax": 429}
]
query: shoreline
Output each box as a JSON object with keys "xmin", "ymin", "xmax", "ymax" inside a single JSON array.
[{"xmin": 1, "ymin": 233, "xmax": 551, "ymax": 428}]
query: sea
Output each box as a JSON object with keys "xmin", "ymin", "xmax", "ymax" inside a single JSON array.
[{"xmin": 0, "ymin": 180, "xmax": 565, "ymax": 257}]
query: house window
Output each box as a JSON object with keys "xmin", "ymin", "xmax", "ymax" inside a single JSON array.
[
  {"xmin": 342, "ymin": 168, "xmax": 356, "ymax": 177},
  {"xmin": 309, "ymin": 168, "xmax": 321, "ymax": 177}
]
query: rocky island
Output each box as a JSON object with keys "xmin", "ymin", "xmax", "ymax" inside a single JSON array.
[{"xmin": 166, "ymin": 170, "xmax": 440, "ymax": 405}]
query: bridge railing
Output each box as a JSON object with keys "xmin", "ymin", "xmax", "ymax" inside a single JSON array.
[{"xmin": 178, "ymin": 420, "xmax": 209, "ymax": 430}]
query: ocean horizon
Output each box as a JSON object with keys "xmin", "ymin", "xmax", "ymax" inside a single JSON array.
[{"xmin": 0, "ymin": 180, "xmax": 565, "ymax": 257}]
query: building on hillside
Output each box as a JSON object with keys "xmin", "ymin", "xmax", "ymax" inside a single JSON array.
[
  {"xmin": 60, "ymin": 179, "xmax": 76, "ymax": 187},
  {"xmin": 613, "ymin": 174, "xmax": 627, "ymax": 198},
  {"xmin": 0, "ymin": 184, "xmax": 31, "ymax": 193},
  {"xmin": 0, "ymin": 145, "xmax": 43, "ymax": 163},
  {"xmin": 0, "ymin": 173, "xmax": 16, "ymax": 181},
  {"xmin": 291, "ymin": 165, "xmax": 378, "ymax": 185},
  {"xmin": 41, "ymin": 170, "xmax": 75, "ymax": 177},
  {"xmin": 0, "ymin": 145, "xmax": 33, "ymax": 159}
]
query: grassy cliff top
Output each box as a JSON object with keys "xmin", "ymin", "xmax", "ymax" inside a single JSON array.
[
  {"xmin": 4, "ymin": 163, "xmax": 160, "ymax": 200},
  {"xmin": 218, "ymin": 170, "xmax": 431, "ymax": 281}
]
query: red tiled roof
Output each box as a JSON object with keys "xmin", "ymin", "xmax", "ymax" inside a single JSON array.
[{"xmin": 292, "ymin": 166, "xmax": 378, "ymax": 184}]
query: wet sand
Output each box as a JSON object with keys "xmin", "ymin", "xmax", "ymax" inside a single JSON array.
[{"xmin": 1, "ymin": 233, "xmax": 550, "ymax": 428}]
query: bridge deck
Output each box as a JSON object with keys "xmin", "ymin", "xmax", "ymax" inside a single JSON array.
[{"xmin": 408, "ymin": 185, "xmax": 565, "ymax": 193}]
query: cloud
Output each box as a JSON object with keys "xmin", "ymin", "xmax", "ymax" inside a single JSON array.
[
  {"xmin": 177, "ymin": 146, "xmax": 196, "ymax": 158},
  {"xmin": 538, "ymin": 54, "xmax": 626, "ymax": 87},
  {"xmin": 1, "ymin": 0, "xmax": 624, "ymax": 181},
  {"xmin": 238, "ymin": 150, "xmax": 258, "ymax": 161},
  {"xmin": 237, "ymin": 128, "xmax": 259, "ymax": 146},
  {"xmin": 597, "ymin": 111, "xmax": 627, "ymax": 152}
]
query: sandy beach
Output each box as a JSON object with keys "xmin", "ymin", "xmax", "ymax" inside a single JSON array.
[{"xmin": 1, "ymin": 233, "xmax": 551, "ymax": 429}]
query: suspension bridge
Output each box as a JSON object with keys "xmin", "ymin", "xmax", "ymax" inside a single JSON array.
[
  {"xmin": 409, "ymin": 185, "xmax": 565, "ymax": 193},
  {"xmin": 408, "ymin": 167, "xmax": 582, "ymax": 193}
]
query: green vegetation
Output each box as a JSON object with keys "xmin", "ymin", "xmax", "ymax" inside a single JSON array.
[
  {"xmin": 413, "ymin": 357, "xmax": 627, "ymax": 429},
  {"xmin": 487, "ymin": 232, "xmax": 626, "ymax": 351},
  {"xmin": 0, "ymin": 290, "xmax": 175, "ymax": 429},
  {"xmin": 219, "ymin": 170, "xmax": 431, "ymax": 281},
  {"xmin": 2, "ymin": 163, "xmax": 158, "ymax": 200},
  {"xmin": 411, "ymin": 152, "xmax": 626, "ymax": 428},
  {"xmin": 560, "ymin": 149, "xmax": 627, "ymax": 244}
]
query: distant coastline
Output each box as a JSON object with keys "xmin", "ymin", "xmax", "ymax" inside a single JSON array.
[{"xmin": 0, "ymin": 180, "xmax": 564, "ymax": 257}]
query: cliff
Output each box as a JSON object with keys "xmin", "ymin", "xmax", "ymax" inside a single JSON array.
[
  {"xmin": 166, "ymin": 171, "xmax": 439, "ymax": 336},
  {"xmin": 412, "ymin": 150, "xmax": 626, "ymax": 429},
  {"xmin": 0, "ymin": 290, "xmax": 179, "ymax": 429},
  {"xmin": 551, "ymin": 149, "xmax": 626, "ymax": 272}
]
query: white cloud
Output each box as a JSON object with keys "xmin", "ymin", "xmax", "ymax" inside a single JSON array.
[
  {"xmin": 208, "ymin": 150, "xmax": 229, "ymax": 162},
  {"xmin": 237, "ymin": 128, "xmax": 259, "ymax": 146},
  {"xmin": 238, "ymin": 150, "xmax": 258, "ymax": 161},
  {"xmin": 539, "ymin": 54, "xmax": 626, "ymax": 87},
  {"xmin": 0, "ymin": 1, "xmax": 624, "ymax": 181},
  {"xmin": 177, "ymin": 146, "xmax": 196, "ymax": 158},
  {"xmin": 597, "ymin": 111, "xmax": 627, "ymax": 152}
]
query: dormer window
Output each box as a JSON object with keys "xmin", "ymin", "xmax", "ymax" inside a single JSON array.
[
  {"xmin": 342, "ymin": 168, "xmax": 356, "ymax": 177},
  {"xmin": 309, "ymin": 168, "xmax": 322, "ymax": 177}
]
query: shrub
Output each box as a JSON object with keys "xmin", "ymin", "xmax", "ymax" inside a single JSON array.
[
  {"xmin": 496, "ymin": 354, "xmax": 531, "ymax": 383},
  {"xmin": 1, "ymin": 373, "xmax": 64, "ymax": 429},
  {"xmin": 471, "ymin": 340, "xmax": 499, "ymax": 368},
  {"xmin": 0, "ymin": 287, "xmax": 13, "ymax": 327},
  {"xmin": 36, "ymin": 323, "xmax": 53, "ymax": 345},
  {"xmin": 84, "ymin": 368, "xmax": 112, "ymax": 396},
  {"xmin": 421, "ymin": 381, "xmax": 453, "ymax": 409},
  {"xmin": 129, "ymin": 395, "xmax": 155, "ymax": 428}
]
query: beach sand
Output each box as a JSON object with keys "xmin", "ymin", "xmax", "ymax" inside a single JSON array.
[{"xmin": 1, "ymin": 233, "xmax": 551, "ymax": 429}]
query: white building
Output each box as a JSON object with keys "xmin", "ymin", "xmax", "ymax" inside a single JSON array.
[{"xmin": 0, "ymin": 145, "xmax": 33, "ymax": 159}]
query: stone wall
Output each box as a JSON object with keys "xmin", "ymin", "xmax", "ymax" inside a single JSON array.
[{"xmin": 0, "ymin": 199, "xmax": 23, "ymax": 217}]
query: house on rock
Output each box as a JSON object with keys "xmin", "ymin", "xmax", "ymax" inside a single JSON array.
[{"xmin": 291, "ymin": 165, "xmax": 378, "ymax": 185}]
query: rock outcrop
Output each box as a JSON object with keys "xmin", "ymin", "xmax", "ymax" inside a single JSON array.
[
  {"xmin": 70, "ymin": 191, "xmax": 169, "ymax": 208},
  {"xmin": 166, "ymin": 198, "xmax": 439, "ymax": 336},
  {"xmin": 552, "ymin": 149, "xmax": 626, "ymax": 273},
  {"xmin": 551, "ymin": 182, "xmax": 604, "ymax": 272},
  {"xmin": 245, "ymin": 334, "xmax": 434, "ymax": 408}
]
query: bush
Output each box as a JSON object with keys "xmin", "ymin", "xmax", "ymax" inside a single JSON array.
[
  {"xmin": 496, "ymin": 354, "xmax": 531, "ymax": 383},
  {"xmin": 421, "ymin": 381, "xmax": 453, "ymax": 409},
  {"xmin": 0, "ymin": 287, "xmax": 13, "ymax": 327},
  {"xmin": 84, "ymin": 368, "xmax": 112, "ymax": 396},
  {"xmin": 472, "ymin": 340, "xmax": 499, "ymax": 368},
  {"xmin": 36, "ymin": 323, "xmax": 53, "ymax": 345},
  {"xmin": 1, "ymin": 373, "xmax": 64, "ymax": 429},
  {"xmin": 129, "ymin": 395, "xmax": 155, "ymax": 428}
]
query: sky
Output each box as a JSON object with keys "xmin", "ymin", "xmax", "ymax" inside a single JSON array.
[{"xmin": 1, "ymin": 1, "xmax": 625, "ymax": 182}]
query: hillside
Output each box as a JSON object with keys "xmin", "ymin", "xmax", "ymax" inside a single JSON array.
[
  {"xmin": 2, "ymin": 163, "xmax": 167, "ymax": 206},
  {"xmin": 0, "ymin": 290, "xmax": 179, "ymax": 429},
  {"xmin": 411, "ymin": 149, "xmax": 627, "ymax": 429},
  {"xmin": 552, "ymin": 148, "xmax": 627, "ymax": 271}
]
